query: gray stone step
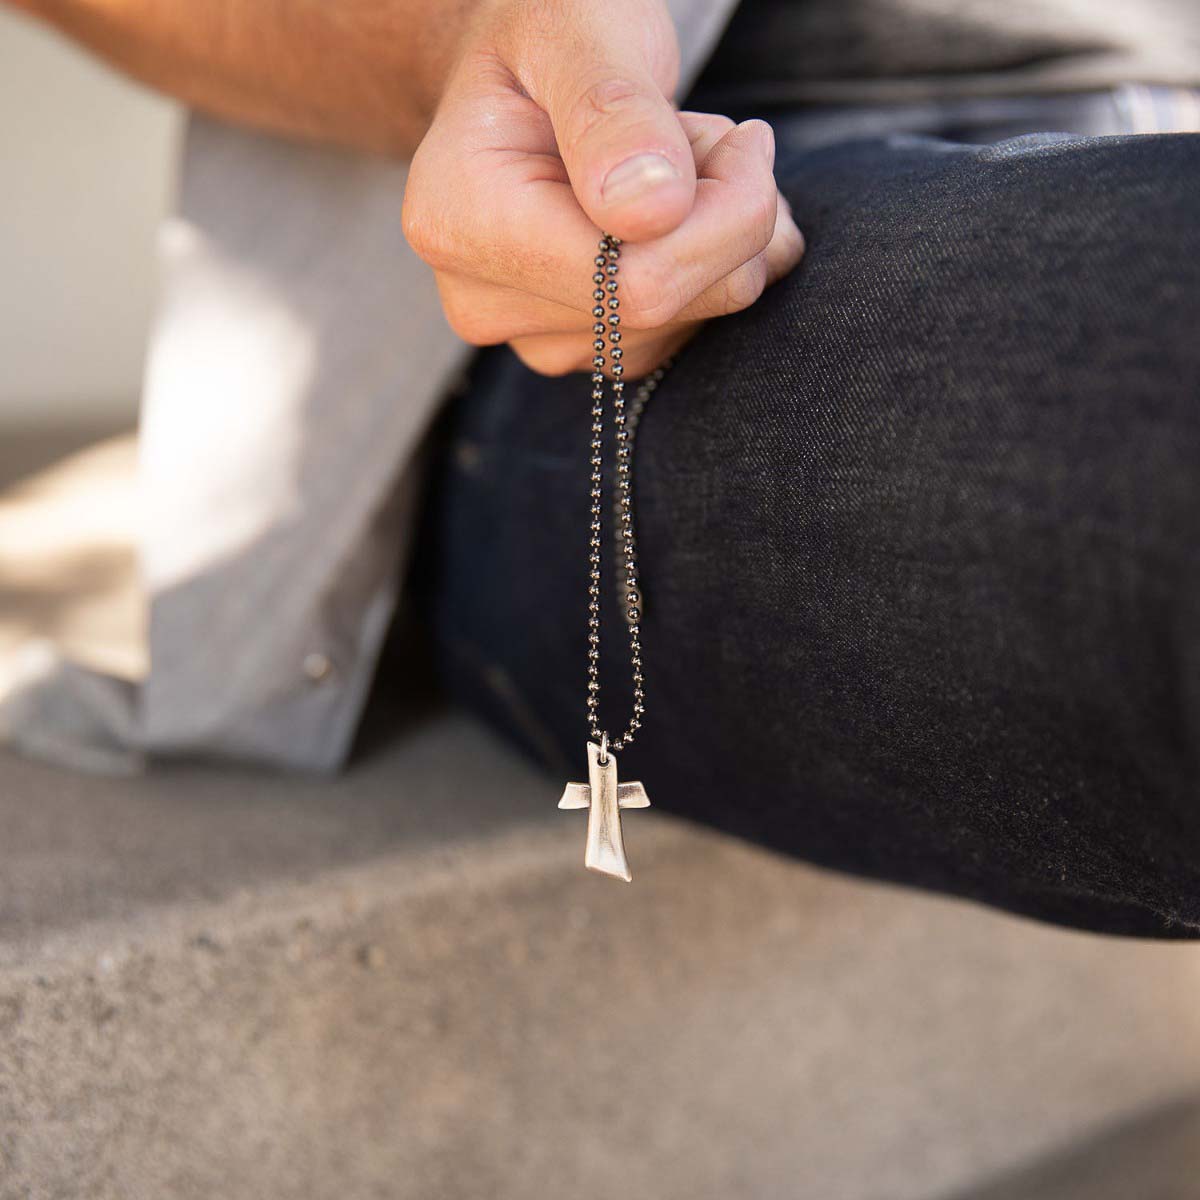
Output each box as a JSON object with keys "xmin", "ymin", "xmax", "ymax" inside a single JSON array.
[
  {"xmin": 941, "ymin": 1099, "xmax": 1200, "ymax": 1200},
  {"xmin": 2, "ymin": 713, "xmax": 1199, "ymax": 1200}
]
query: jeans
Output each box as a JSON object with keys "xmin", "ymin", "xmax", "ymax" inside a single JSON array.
[{"xmin": 406, "ymin": 90, "xmax": 1200, "ymax": 938}]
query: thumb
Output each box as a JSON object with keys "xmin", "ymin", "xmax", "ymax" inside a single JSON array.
[{"xmin": 542, "ymin": 62, "xmax": 697, "ymax": 243}]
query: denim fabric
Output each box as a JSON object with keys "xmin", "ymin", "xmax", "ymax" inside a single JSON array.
[
  {"xmin": 407, "ymin": 107, "xmax": 1200, "ymax": 937},
  {"xmin": 679, "ymin": 0, "xmax": 1200, "ymax": 108}
]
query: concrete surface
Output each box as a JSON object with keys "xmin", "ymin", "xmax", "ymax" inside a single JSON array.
[
  {"xmin": 2, "ymin": 433, "xmax": 1200, "ymax": 1199},
  {"xmin": 2, "ymin": 712, "xmax": 1200, "ymax": 1199},
  {"xmin": 941, "ymin": 1098, "xmax": 1200, "ymax": 1200}
]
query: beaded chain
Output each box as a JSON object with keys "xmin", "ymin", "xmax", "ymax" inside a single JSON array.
[{"xmin": 585, "ymin": 232, "xmax": 673, "ymax": 756}]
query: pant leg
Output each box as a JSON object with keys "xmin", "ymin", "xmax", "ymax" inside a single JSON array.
[{"xmin": 408, "ymin": 128, "xmax": 1200, "ymax": 938}]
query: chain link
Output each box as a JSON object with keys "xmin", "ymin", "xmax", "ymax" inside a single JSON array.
[{"xmin": 585, "ymin": 232, "xmax": 674, "ymax": 754}]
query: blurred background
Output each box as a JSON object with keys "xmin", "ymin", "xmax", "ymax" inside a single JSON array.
[
  {"xmin": 0, "ymin": 7, "xmax": 176, "ymax": 445},
  {"xmin": 0, "ymin": 8, "xmax": 172, "ymax": 677}
]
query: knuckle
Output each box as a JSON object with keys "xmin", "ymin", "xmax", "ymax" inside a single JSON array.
[
  {"xmin": 723, "ymin": 259, "xmax": 768, "ymax": 313},
  {"xmin": 400, "ymin": 204, "xmax": 431, "ymax": 263},
  {"xmin": 569, "ymin": 76, "xmax": 646, "ymax": 142},
  {"xmin": 441, "ymin": 302, "xmax": 501, "ymax": 348},
  {"xmin": 621, "ymin": 263, "xmax": 684, "ymax": 329},
  {"xmin": 744, "ymin": 185, "xmax": 778, "ymax": 250},
  {"xmin": 510, "ymin": 339, "xmax": 582, "ymax": 377},
  {"xmin": 401, "ymin": 190, "xmax": 455, "ymax": 270}
]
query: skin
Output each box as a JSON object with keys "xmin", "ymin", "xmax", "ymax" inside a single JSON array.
[{"xmin": 8, "ymin": 0, "xmax": 805, "ymax": 375}]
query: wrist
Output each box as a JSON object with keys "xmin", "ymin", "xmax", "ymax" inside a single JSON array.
[
  {"xmin": 419, "ymin": 0, "xmax": 680, "ymax": 122},
  {"xmin": 408, "ymin": 0, "xmax": 506, "ymax": 123}
]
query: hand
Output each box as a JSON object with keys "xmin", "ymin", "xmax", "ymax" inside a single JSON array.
[{"xmin": 401, "ymin": 0, "xmax": 805, "ymax": 377}]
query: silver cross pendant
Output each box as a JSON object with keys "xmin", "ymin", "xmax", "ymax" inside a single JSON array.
[{"xmin": 558, "ymin": 739, "xmax": 650, "ymax": 882}]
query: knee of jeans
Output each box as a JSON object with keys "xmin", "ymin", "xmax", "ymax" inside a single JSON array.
[
  {"xmin": 770, "ymin": 131, "xmax": 1200, "ymax": 376},
  {"xmin": 782, "ymin": 129, "xmax": 1195, "ymax": 253}
]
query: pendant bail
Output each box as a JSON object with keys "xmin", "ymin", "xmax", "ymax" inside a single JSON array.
[{"xmin": 599, "ymin": 731, "xmax": 609, "ymax": 764}]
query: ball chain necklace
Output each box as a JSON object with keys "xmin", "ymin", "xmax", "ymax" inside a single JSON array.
[{"xmin": 557, "ymin": 231, "xmax": 673, "ymax": 882}]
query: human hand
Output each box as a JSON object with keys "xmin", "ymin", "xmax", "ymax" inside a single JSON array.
[{"xmin": 401, "ymin": 0, "xmax": 805, "ymax": 378}]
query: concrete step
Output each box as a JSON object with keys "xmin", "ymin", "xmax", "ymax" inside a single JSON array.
[
  {"xmin": 942, "ymin": 1098, "xmax": 1200, "ymax": 1200},
  {"xmin": 2, "ymin": 712, "xmax": 1199, "ymax": 1199}
]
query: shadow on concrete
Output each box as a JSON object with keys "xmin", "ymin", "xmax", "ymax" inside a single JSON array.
[{"xmin": 944, "ymin": 1097, "xmax": 1200, "ymax": 1200}]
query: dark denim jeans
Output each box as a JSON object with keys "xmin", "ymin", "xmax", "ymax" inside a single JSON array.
[{"xmin": 408, "ymin": 96, "xmax": 1200, "ymax": 938}]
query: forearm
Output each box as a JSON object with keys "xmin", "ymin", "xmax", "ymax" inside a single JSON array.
[{"xmin": 8, "ymin": 0, "xmax": 481, "ymax": 156}]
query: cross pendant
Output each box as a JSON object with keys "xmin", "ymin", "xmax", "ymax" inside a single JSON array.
[{"xmin": 558, "ymin": 740, "xmax": 650, "ymax": 882}]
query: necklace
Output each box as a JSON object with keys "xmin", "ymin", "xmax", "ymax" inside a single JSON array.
[{"xmin": 558, "ymin": 232, "xmax": 673, "ymax": 882}]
